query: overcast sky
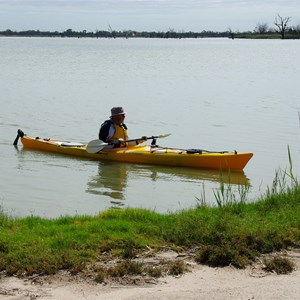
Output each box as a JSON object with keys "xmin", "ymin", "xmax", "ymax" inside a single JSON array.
[{"xmin": 0, "ymin": 0, "xmax": 299, "ymax": 32}]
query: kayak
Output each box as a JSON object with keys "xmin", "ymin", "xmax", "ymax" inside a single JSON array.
[{"xmin": 16, "ymin": 131, "xmax": 253, "ymax": 170}]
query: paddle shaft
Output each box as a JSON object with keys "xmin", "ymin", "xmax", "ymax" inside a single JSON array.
[
  {"xmin": 86, "ymin": 134, "xmax": 171, "ymax": 154},
  {"xmin": 98, "ymin": 135, "xmax": 168, "ymax": 148},
  {"xmin": 120, "ymin": 135, "xmax": 166, "ymax": 144}
]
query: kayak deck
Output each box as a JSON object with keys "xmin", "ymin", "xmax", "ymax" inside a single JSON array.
[{"xmin": 20, "ymin": 135, "xmax": 253, "ymax": 170}]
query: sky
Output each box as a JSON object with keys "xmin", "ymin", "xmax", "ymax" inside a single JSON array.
[{"xmin": 0, "ymin": 0, "xmax": 300, "ymax": 33}]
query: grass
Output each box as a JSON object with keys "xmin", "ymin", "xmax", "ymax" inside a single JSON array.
[
  {"xmin": 0, "ymin": 187, "xmax": 299, "ymax": 277},
  {"xmin": 0, "ymin": 164, "xmax": 299, "ymax": 281},
  {"xmin": 236, "ymin": 33, "xmax": 300, "ymax": 39},
  {"xmin": 263, "ymin": 256, "xmax": 295, "ymax": 274}
]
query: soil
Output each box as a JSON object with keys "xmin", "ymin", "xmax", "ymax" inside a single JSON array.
[{"xmin": 1, "ymin": 249, "xmax": 299, "ymax": 300}]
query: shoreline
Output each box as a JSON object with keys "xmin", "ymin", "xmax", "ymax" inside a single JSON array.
[{"xmin": 1, "ymin": 249, "xmax": 299, "ymax": 300}]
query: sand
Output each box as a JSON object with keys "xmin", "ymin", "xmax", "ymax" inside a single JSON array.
[{"xmin": 1, "ymin": 249, "xmax": 299, "ymax": 300}]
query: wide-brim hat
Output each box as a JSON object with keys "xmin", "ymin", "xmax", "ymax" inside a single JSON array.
[{"xmin": 111, "ymin": 106, "xmax": 126, "ymax": 117}]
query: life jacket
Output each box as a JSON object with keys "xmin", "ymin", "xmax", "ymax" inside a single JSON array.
[
  {"xmin": 111, "ymin": 122, "xmax": 128, "ymax": 141},
  {"xmin": 99, "ymin": 120, "xmax": 128, "ymax": 143}
]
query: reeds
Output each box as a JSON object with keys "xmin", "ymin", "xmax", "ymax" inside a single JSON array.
[
  {"xmin": 213, "ymin": 180, "xmax": 251, "ymax": 207},
  {"xmin": 265, "ymin": 146, "xmax": 299, "ymax": 198},
  {"xmin": 196, "ymin": 170, "xmax": 251, "ymax": 208},
  {"xmin": 209, "ymin": 146, "xmax": 298, "ymax": 207}
]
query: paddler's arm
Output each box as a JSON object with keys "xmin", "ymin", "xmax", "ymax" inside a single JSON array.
[
  {"xmin": 127, "ymin": 136, "xmax": 147, "ymax": 146},
  {"xmin": 112, "ymin": 136, "xmax": 147, "ymax": 148}
]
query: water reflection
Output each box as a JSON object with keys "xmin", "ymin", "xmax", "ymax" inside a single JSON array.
[
  {"xmin": 86, "ymin": 162, "xmax": 128, "ymax": 208},
  {"xmin": 145, "ymin": 165, "xmax": 249, "ymax": 185},
  {"xmin": 86, "ymin": 161, "xmax": 250, "ymax": 209}
]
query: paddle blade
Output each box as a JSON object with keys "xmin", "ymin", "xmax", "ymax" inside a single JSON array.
[
  {"xmin": 157, "ymin": 133, "xmax": 171, "ymax": 139},
  {"xmin": 86, "ymin": 139, "xmax": 107, "ymax": 154}
]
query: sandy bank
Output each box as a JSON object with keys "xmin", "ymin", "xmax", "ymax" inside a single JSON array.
[{"xmin": 1, "ymin": 250, "xmax": 299, "ymax": 300}]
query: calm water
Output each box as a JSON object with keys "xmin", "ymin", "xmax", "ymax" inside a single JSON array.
[{"xmin": 1, "ymin": 37, "xmax": 300, "ymax": 218}]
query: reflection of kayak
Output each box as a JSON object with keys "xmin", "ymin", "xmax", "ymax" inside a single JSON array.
[
  {"xmin": 85, "ymin": 162, "xmax": 249, "ymax": 210},
  {"xmin": 142, "ymin": 164, "xmax": 249, "ymax": 185},
  {"xmin": 18, "ymin": 132, "xmax": 253, "ymax": 170}
]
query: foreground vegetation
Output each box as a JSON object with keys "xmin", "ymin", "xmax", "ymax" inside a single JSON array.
[{"xmin": 0, "ymin": 170, "xmax": 299, "ymax": 282}]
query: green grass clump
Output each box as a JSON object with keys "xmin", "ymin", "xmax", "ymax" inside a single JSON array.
[
  {"xmin": 107, "ymin": 260, "xmax": 143, "ymax": 277},
  {"xmin": 263, "ymin": 256, "xmax": 295, "ymax": 274}
]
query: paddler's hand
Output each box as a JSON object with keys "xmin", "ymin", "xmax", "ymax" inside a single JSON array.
[
  {"xmin": 113, "ymin": 138, "xmax": 126, "ymax": 148},
  {"xmin": 136, "ymin": 136, "xmax": 147, "ymax": 145}
]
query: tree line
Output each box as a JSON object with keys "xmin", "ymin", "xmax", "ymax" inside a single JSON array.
[
  {"xmin": 0, "ymin": 28, "xmax": 237, "ymax": 39},
  {"xmin": 1, "ymin": 15, "xmax": 299, "ymax": 40}
]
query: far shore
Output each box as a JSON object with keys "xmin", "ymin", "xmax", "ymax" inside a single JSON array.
[{"xmin": 1, "ymin": 28, "xmax": 300, "ymax": 40}]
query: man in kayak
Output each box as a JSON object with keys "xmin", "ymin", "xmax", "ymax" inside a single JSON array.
[{"xmin": 99, "ymin": 107, "xmax": 146, "ymax": 147}]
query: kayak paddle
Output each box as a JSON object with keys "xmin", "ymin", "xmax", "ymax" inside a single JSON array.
[{"xmin": 86, "ymin": 133, "xmax": 171, "ymax": 154}]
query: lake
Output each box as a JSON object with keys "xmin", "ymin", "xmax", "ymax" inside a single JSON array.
[{"xmin": 1, "ymin": 37, "xmax": 300, "ymax": 218}]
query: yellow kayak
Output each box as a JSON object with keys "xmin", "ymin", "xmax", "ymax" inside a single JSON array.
[{"xmin": 16, "ymin": 131, "xmax": 253, "ymax": 170}]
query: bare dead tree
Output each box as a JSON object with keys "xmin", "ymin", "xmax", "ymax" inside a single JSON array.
[
  {"xmin": 254, "ymin": 22, "xmax": 269, "ymax": 34},
  {"xmin": 274, "ymin": 14, "xmax": 291, "ymax": 39},
  {"xmin": 227, "ymin": 27, "xmax": 235, "ymax": 39},
  {"xmin": 108, "ymin": 24, "xmax": 116, "ymax": 39}
]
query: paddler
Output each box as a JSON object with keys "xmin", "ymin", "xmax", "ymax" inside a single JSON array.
[{"xmin": 99, "ymin": 106, "xmax": 146, "ymax": 147}]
